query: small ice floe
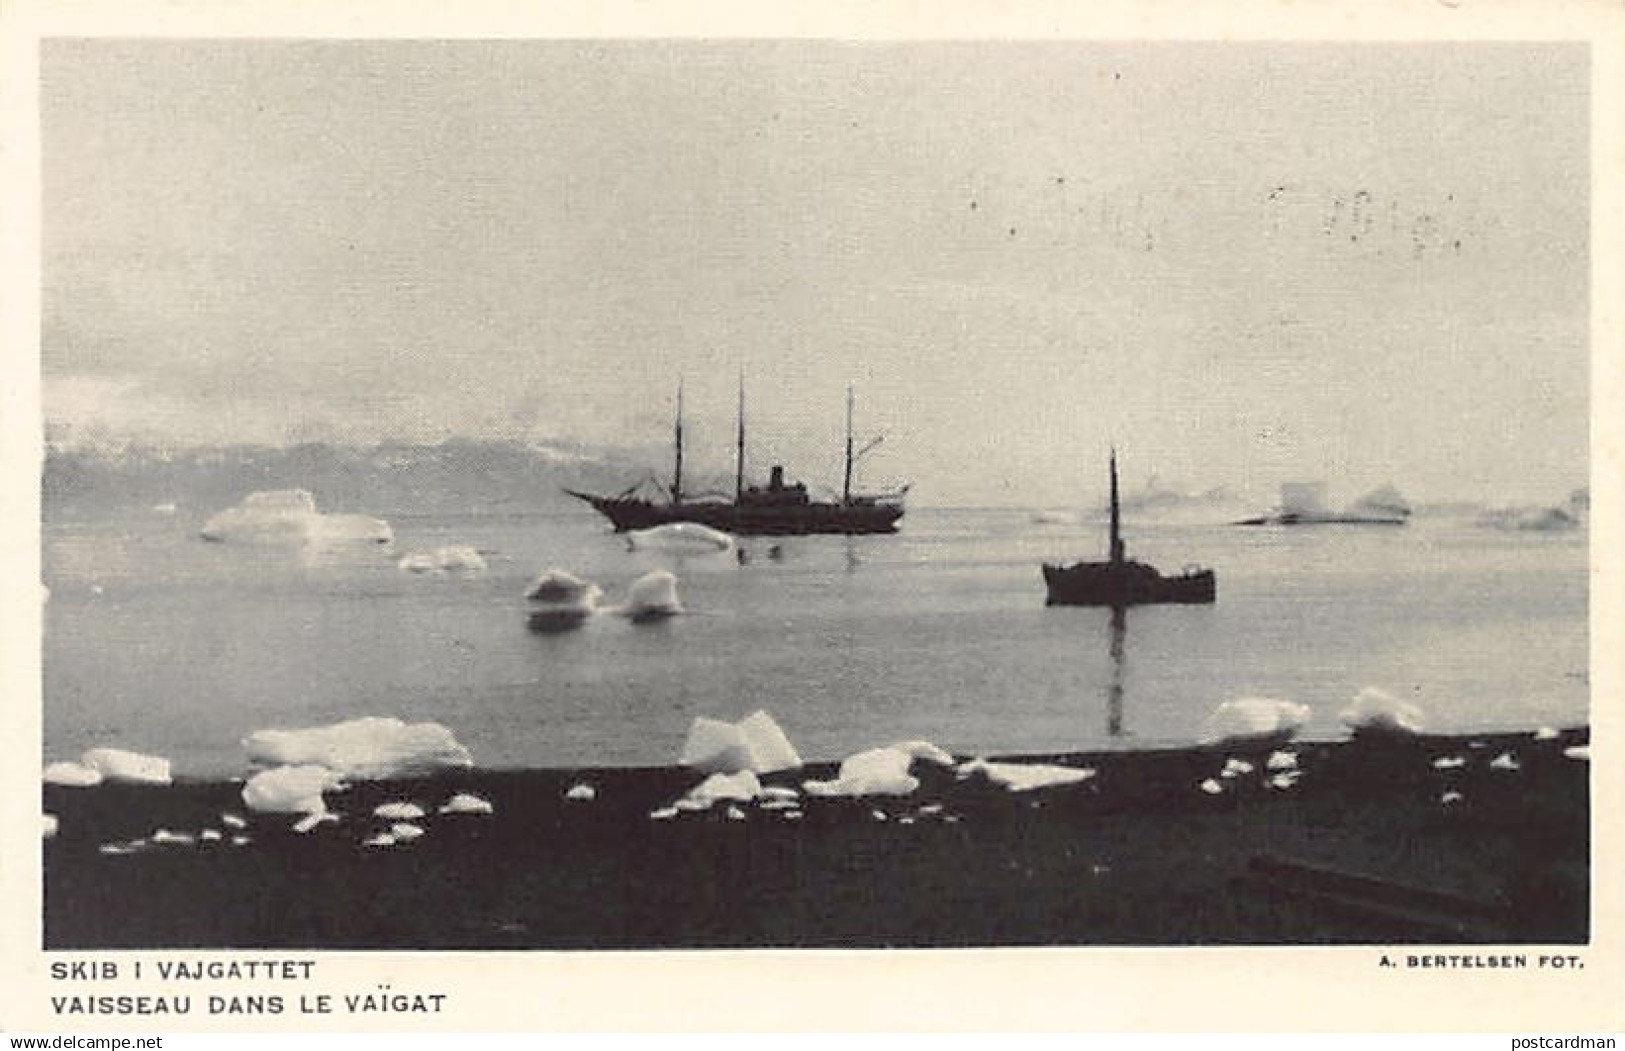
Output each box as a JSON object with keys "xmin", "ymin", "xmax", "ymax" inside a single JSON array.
[
  {"xmin": 153, "ymin": 502, "xmax": 178, "ymax": 515},
  {"xmin": 99, "ymin": 841, "xmax": 144, "ymax": 856},
  {"xmin": 43, "ymin": 761, "xmax": 103, "ymax": 788},
  {"xmin": 81, "ymin": 748, "xmax": 172, "ymax": 785},
  {"xmin": 439, "ymin": 793, "xmax": 494, "ymax": 816},
  {"xmin": 679, "ymin": 710, "xmax": 802, "ymax": 776},
  {"xmin": 956, "ymin": 758, "xmax": 1097, "ymax": 792},
  {"xmin": 917, "ymin": 803, "xmax": 945, "ymax": 816},
  {"xmin": 244, "ymin": 716, "xmax": 473, "ymax": 780},
  {"xmin": 649, "ymin": 806, "xmax": 679, "ymax": 821},
  {"xmin": 398, "ymin": 552, "xmax": 439, "ymax": 574},
  {"xmin": 1266, "ymin": 751, "xmax": 1298, "ymax": 772},
  {"xmin": 1490, "ymin": 753, "xmax": 1521, "ymax": 772},
  {"xmin": 292, "ymin": 812, "xmax": 339, "ymax": 834},
  {"xmin": 1565, "ymin": 745, "xmax": 1590, "ymax": 762},
  {"xmin": 1199, "ymin": 778, "xmax": 1224, "ymax": 795},
  {"xmin": 372, "ymin": 801, "xmax": 425, "ymax": 821},
  {"xmin": 151, "ymin": 829, "xmax": 195, "ymax": 846},
  {"xmin": 524, "ymin": 569, "xmax": 603, "ymax": 632},
  {"xmin": 1534, "ymin": 727, "xmax": 1561, "ymax": 741},
  {"xmin": 625, "ymin": 522, "xmax": 735, "ymax": 554},
  {"xmin": 804, "ymin": 747, "xmax": 920, "ymax": 798},
  {"xmin": 202, "ymin": 490, "xmax": 392, "ymax": 546},
  {"xmin": 1440, "ymin": 790, "xmax": 1465, "ymax": 806},
  {"xmin": 620, "ymin": 570, "xmax": 683, "ymax": 622},
  {"xmin": 682, "ymin": 770, "xmax": 762, "ymax": 807},
  {"xmin": 898, "ymin": 815, "xmax": 916, "ymax": 825},
  {"xmin": 200, "ymin": 829, "xmax": 223, "ymax": 843},
  {"xmin": 1203, "ymin": 697, "xmax": 1310, "ymax": 746},
  {"xmin": 760, "ymin": 785, "xmax": 799, "ymax": 801},
  {"xmin": 389, "ymin": 823, "xmax": 425, "ymax": 842},
  {"xmin": 1340, "ymin": 687, "xmax": 1424, "ymax": 736},
  {"xmin": 565, "ymin": 783, "xmax": 597, "ymax": 802},
  {"xmin": 759, "ymin": 798, "xmax": 800, "ymax": 811},
  {"xmin": 1267, "ymin": 771, "xmax": 1302, "ymax": 791},
  {"xmin": 306, "ymin": 512, "xmax": 394, "ymax": 545},
  {"xmin": 1432, "ymin": 756, "xmax": 1467, "ymax": 770},
  {"xmin": 362, "ymin": 833, "xmax": 398, "ymax": 849},
  {"xmin": 220, "ymin": 813, "xmax": 248, "ymax": 830},
  {"xmin": 399, "ymin": 546, "xmax": 488, "ymax": 574},
  {"xmin": 42, "ymin": 813, "xmax": 58, "ymax": 839},
  {"xmin": 241, "ymin": 764, "xmax": 343, "ymax": 816},
  {"xmin": 1219, "ymin": 758, "xmax": 1254, "ymax": 779},
  {"xmin": 783, "ymin": 810, "xmax": 804, "ymax": 821},
  {"xmin": 868, "ymin": 809, "xmax": 889, "ymax": 822},
  {"xmin": 726, "ymin": 805, "xmax": 747, "ymax": 821},
  {"xmin": 230, "ymin": 835, "xmax": 250, "ymax": 847}
]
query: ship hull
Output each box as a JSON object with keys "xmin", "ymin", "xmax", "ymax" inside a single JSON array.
[
  {"xmin": 1042, "ymin": 560, "xmax": 1216, "ymax": 607},
  {"xmin": 566, "ymin": 491, "xmax": 904, "ymax": 536}
]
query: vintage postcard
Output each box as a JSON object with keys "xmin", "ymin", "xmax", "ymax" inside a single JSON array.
[{"xmin": 2, "ymin": 0, "xmax": 1621, "ymax": 1033}]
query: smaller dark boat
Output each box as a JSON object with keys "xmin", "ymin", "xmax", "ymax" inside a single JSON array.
[{"xmin": 1042, "ymin": 450, "xmax": 1216, "ymax": 607}]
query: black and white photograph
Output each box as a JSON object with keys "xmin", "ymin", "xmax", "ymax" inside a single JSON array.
[{"xmin": 5, "ymin": 2, "xmax": 1622, "ymax": 1033}]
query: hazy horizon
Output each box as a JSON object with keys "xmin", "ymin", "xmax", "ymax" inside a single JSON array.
[{"xmin": 43, "ymin": 40, "xmax": 1589, "ymax": 507}]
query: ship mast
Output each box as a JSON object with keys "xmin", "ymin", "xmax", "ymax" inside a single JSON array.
[
  {"xmin": 843, "ymin": 384, "xmax": 855, "ymax": 504},
  {"xmin": 672, "ymin": 380, "xmax": 685, "ymax": 505},
  {"xmin": 735, "ymin": 371, "xmax": 746, "ymax": 500},
  {"xmin": 1109, "ymin": 446, "xmax": 1125, "ymax": 564}
]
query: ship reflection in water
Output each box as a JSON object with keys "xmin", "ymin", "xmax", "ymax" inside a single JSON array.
[{"xmin": 1107, "ymin": 604, "xmax": 1126, "ymax": 738}]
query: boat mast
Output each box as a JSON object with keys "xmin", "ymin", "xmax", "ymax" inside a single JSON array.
[
  {"xmin": 735, "ymin": 371, "xmax": 746, "ymax": 500},
  {"xmin": 672, "ymin": 380, "xmax": 684, "ymax": 505},
  {"xmin": 843, "ymin": 384, "xmax": 855, "ymax": 504},
  {"xmin": 1109, "ymin": 446, "xmax": 1125, "ymax": 564}
]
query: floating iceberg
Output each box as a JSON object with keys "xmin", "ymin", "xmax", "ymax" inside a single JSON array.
[
  {"xmin": 201, "ymin": 490, "xmax": 392, "ymax": 545},
  {"xmin": 625, "ymin": 522, "xmax": 735, "ymax": 554},
  {"xmin": 243, "ymin": 717, "xmax": 473, "ymax": 780},
  {"xmin": 43, "ymin": 761, "xmax": 103, "ymax": 788},
  {"xmin": 439, "ymin": 793, "xmax": 494, "ymax": 816},
  {"xmin": 1218, "ymin": 758, "xmax": 1254, "ymax": 779},
  {"xmin": 804, "ymin": 747, "xmax": 920, "ymax": 798},
  {"xmin": 678, "ymin": 711, "xmax": 802, "ymax": 775},
  {"xmin": 565, "ymin": 783, "xmax": 597, "ymax": 802},
  {"xmin": 1199, "ymin": 778, "xmax": 1224, "ymax": 795},
  {"xmin": 524, "ymin": 569, "xmax": 603, "ymax": 632},
  {"xmin": 81, "ymin": 748, "xmax": 173, "ymax": 785},
  {"xmin": 956, "ymin": 758, "xmax": 1096, "ymax": 792},
  {"xmin": 241, "ymin": 765, "xmax": 344, "ymax": 815},
  {"xmin": 1489, "ymin": 753, "xmax": 1521, "ymax": 772},
  {"xmin": 1266, "ymin": 751, "xmax": 1298, "ymax": 772},
  {"xmin": 621, "ymin": 570, "xmax": 683, "ymax": 621},
  {"xmin": 1202, "ymin": 697, "xmax": 1310, "ymax": 745},
  {"xmin": 1340, "ymin": 687, "xmax": 1424, "ymax": 736},
  {"xmin": 400, "ymin": 546, "xmax": 488, "ymax": 574},
  {"xmin": 372, "ymin": 801, "xmax": 425, "ymax": 821}
]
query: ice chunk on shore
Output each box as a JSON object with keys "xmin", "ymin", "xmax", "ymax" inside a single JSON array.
[
  {"xmin": 373, "ymin": 801, "xmax": 425, "ymax": 821},
  {"xmin": 439, "ymin": 793, "xmax": 494, "ymax": 816},
  {"xmin": 1340, "ymin": 687, "xmax": 1424, "ymax": 736},
  {"xmin": 956, "ymin": 759, "xmax": 1097, "ymax": 792},
  {"xmin": 241, "ymin": 765, "xmax": 342, "ymax": 815},
  {"xmin": 43, "ymin": 813, "xmax": 58, "ymax": 839},
  {"xmin": 244, "ymin": 717, "xmax": 473, "ymax": 780},
  {"xmin": 81, "ymin": 748, "xmax": 172, "ymax": 785},
  {"xmin": 43, "ymin": 761, "xmax": 103, "ymax": 788},
  {"xmin": 683, "ymin": 770, "xmax": 762, "ymax": 807},
  {"xmin": 565, "ymin": 783, "xmax": 596, "ymax": 802},
  {"xmin": 626, "ymin": 522, "xmax": 735, "ymax": 554},
  {"xmin": 804, "ymin": 747, "xmax": 919, "ymax": 798},
  {"xmin": 524, "ymin": 569, "xmax": 602, "ymax": 632},
  {"xmin": 622, "ymin": 570, "xmax": 683, "ymax": 621},
  {"xmin": 1202, "ymin": 697, "xmax": 1310, "ymax": 745}
]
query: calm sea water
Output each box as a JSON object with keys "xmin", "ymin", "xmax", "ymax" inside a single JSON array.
[{"xmin": 42, "ymin": 506, "xmax": 1588, "ymax": 778}]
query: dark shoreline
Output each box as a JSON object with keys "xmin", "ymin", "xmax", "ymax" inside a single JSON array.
[{"xmin": 44, "ymin": 729, "xmax": 1589, "ymax": 949}]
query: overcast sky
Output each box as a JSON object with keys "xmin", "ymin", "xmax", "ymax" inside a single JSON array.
[{"xmin": 41, "ymin": 40, "xmax": 1588, "ymax": 506}]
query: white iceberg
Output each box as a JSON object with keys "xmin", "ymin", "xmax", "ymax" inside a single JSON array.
[
  {"xmin": 1202, "ymin": 697, "xmax": 1310, "ymax": 745},
  {"xmin": 622, "ymin": 570, "xmax": 683, "ymax": 621},
  {"xmin": 956, "ymin": 758, "xmax": 1097, "ymax": 792},
  {"xmin": 372, "ymin": 801, "xmax": 425, "ymax": 821},
  {"xmin": 241, "ymin": 764, "xmax": 343, "ymax": 816},
  {"xmin": 1340, "ymin": 687, "xmax": 1424, "ymax": 736},
  {"xmin": 43, "ymin": 813, "xmax": 58, "ymax": 839},
  {"xmin": 43, "ymin": 761, "xmax": 103, "ymax": 788},
  {"xmin": 524, "ymin": 569, "xmax": 602, "ymax": 632},
  {"xmin": 626, "ymin": 522, "xmax": 735, "ymax": 554},
  {"xmin": 804, "ymin": 747, "xmax": 920, "ymax": 798},
  {"xmin": 201, "ymin": 490, "xmax": 391, "ymax": 546},
  {"xmin": 81, "ymin": 748, "xmax": 172, "ymax": 785},
  {"xmin": 243, "ymin": 717, "xmax": 473, "ymax": 780},
  {"xmin": 678, "ymin": 711, "xmax": 802, "ymax": 775},
  {"xmin": 1200, "ymin": 778, "xmax": 1224, "ymax": 795},
  {"xmin": 438, "ymin": 793, "xmax": 494, "ymax": 816},
  {"xmin": 682, "ymin": 770, "xmax": 762, "ymax": 807}
]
